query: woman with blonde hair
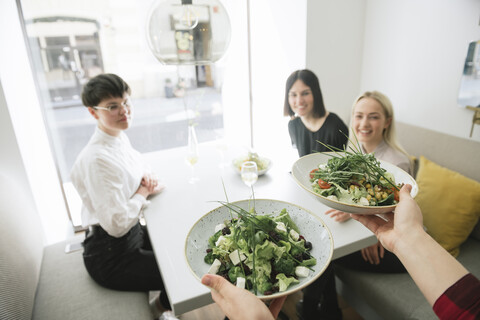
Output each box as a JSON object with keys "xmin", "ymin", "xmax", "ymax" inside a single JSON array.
[
  {"xmin": 297, "ymin": 91, "xmax": 411, "ymax": 319},
  {"xmin": 326, "ymin": 90, "xmax": 411, "ymax": 224},
  {"xmin": 349, "ymin": 90, "xmax": 411, "ymax": 173},
  {"xmin": 290, "ymin": 90, "xmax": 411, "ymax": 319},
  {"xmin": 326, "ymin": 90, "xmax": 411, "ymax": 271}
]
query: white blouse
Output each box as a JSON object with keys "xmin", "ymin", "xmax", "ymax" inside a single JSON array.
[
  {"xmin": 71, "ymin": 127, "xmax": 150, "ymax": 237},
  {"xmin": 362, "ymin": 140, "xmax": 412, "ymax": 174}
]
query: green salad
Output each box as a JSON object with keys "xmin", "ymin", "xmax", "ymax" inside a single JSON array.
[
  {"xmin": 233, "ymin": 151, "xmax": 270, "ymax": 172},
  {"xmin": 204, "ymin": 204, "xmax": 316, "ymax": 295},
  {"xmin": 309, "ymin": 149, "xmax": 402, "ymax": 207}
]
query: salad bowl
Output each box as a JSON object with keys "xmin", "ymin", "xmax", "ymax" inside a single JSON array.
[
  {"xmin": 185, "ymin": 199, "xmax": 334, "ymax": 300},
  {"xmin": 291, "ymin": 152, "xmax": 418, "ymax": 215},
  {"xmin": 232, "ymin": 154, "xmax": 272, "ymax": 176}
]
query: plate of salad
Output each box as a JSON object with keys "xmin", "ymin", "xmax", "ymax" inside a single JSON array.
[
  {"xmin": 232, "ymin": 151, "xmax": 272, "ymax": 176},
  {"xmin": 291, "ymin": 151, "xmax": 418, "ymax": 215},
  {"xmin": 185, "ymin": 199, "xmax": 333, "ymax": 299}
]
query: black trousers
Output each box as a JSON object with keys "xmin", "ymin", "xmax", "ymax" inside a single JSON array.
[
  {"xmin": 301, "ymin": 264, "xmax": 342, "ymax": 320},
  {"xmin": 82, "ymin": 223, "xmax": 171, "ymax": 310},
  {"xmin": 335, "ymin": 249, "xmax": 406, "ymax": 273}
]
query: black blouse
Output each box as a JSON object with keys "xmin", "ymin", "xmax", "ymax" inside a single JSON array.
[{"xmin": 288, "ymin": 113, "xmax": 348, "ymax": 157}]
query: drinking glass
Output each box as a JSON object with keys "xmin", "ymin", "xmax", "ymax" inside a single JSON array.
[
  {"xmin": 186, "ymin": 125, "xmax": 199, "ymax": 184},
  {"xmin": 241, "ymin": 161, "xmax": 258, "ymax": 187}
]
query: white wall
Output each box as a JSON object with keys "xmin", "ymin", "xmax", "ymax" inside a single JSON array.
[
  {"xmin": 306, "ymin": 0, "xmax": 480, "ymax": 142},
  {"xmin": 361, "ymin": 0, "xmax": 480, "ymax": 141},
  {"xmin": 306, "ymin": 0, "xmax": 367, "ymax": 123},
  {"xmin": 0, "ymin": 1, "xmax": 70, "ymax": 244},
  {"xmin": 0, "ymin": 82, "xmax": 35, "ymax": 213}
]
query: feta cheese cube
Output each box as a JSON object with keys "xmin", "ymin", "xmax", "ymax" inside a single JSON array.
[
  {"xmin": 215, "ymin": 223, "xmax": 226, "ymax": 233},
  {"xmin": 208, "ymin": 259, "xmax": 222, "ymax": 274},
  {"xmin": 290, "ymin": 229, "xmax": 299, "ymax": 241},
  {"xmin": 327, "ymin": 195, "xmax": 338, "ymax": 201},
  {"xmin": 229, "ymin": 249, "xmax": 247, "ymax": 265},
  {"xmin": 215, "ymin": 236, "xmax": 227, "ymax": 247},
  {"xmin": 359, "ymin": 197, "xmax": 369, "ymax": 206},
  {"xmin": 236, "ymin": 277, "xmax": 246, "ymax": 289},
  {"xmin": 295, "ymin": 266, "xmax": 310, "ymax": 278},
  {"xmin": 275, "ymin": 222, "xmax": 287, "ymax": 233}
]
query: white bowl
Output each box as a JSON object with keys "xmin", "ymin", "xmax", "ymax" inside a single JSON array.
[
  {"xmin": 291, "ymin": 152, "xmax": 418, "ymax": 215},
  {"xmin": 232, "ymin": 157, "xmax": 272, "ymax": 176},
  {"xmin": 185, "ymin": 199, "xmax": 334, "ymax": 300}
]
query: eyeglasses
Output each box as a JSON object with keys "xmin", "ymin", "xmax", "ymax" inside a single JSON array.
[{"xmin": 93, "ymin": 98, "xmax": 132, "ymax": 113}]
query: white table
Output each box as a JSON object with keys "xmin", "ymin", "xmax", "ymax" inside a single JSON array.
[{"xmin": 143, "ymin": 143, "xmax": 376, "ymax": 315}]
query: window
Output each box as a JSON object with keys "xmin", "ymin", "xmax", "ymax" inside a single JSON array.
[
  {"xmin": 18, "ymin": 0, "xmax": 305, "ymax": 232},
  {"xmin": 20, "ymin": 1, "xmax": 226, "ymax": 228}
]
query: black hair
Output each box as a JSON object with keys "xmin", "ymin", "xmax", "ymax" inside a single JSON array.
[
  {"xmin": 283, "ymin": 69, "xmax": 326, "ymax": 118},
  {"xmin": 81, "ymin": 73, "xmax": 131, "ymax": 107}
]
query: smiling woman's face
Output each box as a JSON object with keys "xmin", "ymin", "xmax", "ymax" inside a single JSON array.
[
  {"xmin": 288, "ymin": 80, "xmax": 314, "ymax": 117},
  {"xmin": 352, "ymin": 97, "xmax": 391, "ymax": 148}
]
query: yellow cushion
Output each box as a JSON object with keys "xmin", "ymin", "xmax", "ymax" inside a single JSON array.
[{"xmin": 415, "ymin": 156, "xmax": 480, "ymax": 257}]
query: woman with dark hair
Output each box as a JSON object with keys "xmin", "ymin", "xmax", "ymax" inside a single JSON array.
[
  {"xmin": 284, "ymin": 69, "xmax": 348, "ymax": 319},
  {"xmin": 71, "ymin": 73, "xmax": 178, "ymax": 320},
  {"xmin": 284, "ymin": 69, "xmax": 348, "ymax": 157}
]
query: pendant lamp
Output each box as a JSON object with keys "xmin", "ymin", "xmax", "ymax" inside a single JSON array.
[{"xmin": 146, "ymin": 0, "xmax": 231, "ymax": 65}]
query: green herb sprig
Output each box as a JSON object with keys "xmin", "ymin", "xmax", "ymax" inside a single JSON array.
[{"xmin": 313, "ymin": 131, "xmax": 399, "ymax": 191}]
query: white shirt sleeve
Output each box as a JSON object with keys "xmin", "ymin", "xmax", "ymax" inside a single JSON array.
[{"xmin": 84, "ymin": 151, "xmax": 147, "ymax": 238}]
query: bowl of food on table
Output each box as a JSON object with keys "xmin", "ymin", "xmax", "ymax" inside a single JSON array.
[
  {"xmin": 232, "ymin": 151, "xmax": 272, "ymax": 176},
  {"xmin": 185, "ymin": 199, "xmax": 333, "ymax": 299},
  {"xmin": 291, "ymin": 149, "xmax": 418, "ymax": 215}
]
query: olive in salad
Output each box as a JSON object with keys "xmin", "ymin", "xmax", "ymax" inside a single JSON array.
[{"xmin": 204, "ymin": 204, "xmax": 316, "ymax": 295}]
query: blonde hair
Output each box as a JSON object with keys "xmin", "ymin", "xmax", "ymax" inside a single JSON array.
[{"xmin": 350, "ymin": 91, "xmax": 410, "ymax": 158}]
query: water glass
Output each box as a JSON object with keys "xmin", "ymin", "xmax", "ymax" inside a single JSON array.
[{"xmin": 241, "ymin": 161, "xmax": 258, "ymax": 187}]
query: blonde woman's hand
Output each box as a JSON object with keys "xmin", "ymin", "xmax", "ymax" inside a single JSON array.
[
  {"xmin": 361, "ymin": 241, "xmax": 384, "ymax": 265},
  {"xmin": 325, "ymin": 209, "xmax": 351, "ymax": 222}
]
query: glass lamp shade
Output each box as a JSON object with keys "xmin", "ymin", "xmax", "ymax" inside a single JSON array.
[{"xmin": 146, "ymin": 0, "xmax": 231, "ymax": 65}]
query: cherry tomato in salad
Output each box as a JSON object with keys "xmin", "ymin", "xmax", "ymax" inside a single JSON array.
[
  {"xmin": 309, "ymin": 169, "xmax": 319, "ymax": 179},
  {"xmin": 391, "ymin": 187, "xmax": 400, "ymax": 202},
  {"xmin": 318, "ymin": 179, "xmax": 331, "ymax": 189}
]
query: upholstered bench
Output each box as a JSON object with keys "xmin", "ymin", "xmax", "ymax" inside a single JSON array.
[{"xmin": 0, "ymin": 174, "xmax": 153, "ymax": 320}]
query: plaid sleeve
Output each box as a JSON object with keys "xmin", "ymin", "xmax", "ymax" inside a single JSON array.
[{"xmin": 433, "ymin": 273, "xmax": 480, "ymax": 320}]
